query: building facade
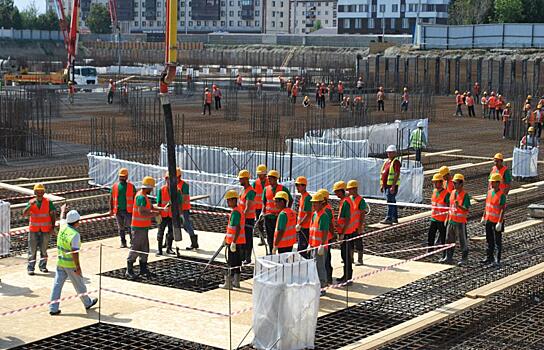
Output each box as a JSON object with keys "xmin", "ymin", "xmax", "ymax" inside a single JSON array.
[
  {"xmin": 289, "ymin": 0, "xmax": 337, "ymax": 34},
  {"xmin": 337, "ymin": 0, "xmax": 449, "ymax": 34}
]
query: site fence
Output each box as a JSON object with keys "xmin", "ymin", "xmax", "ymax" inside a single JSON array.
[{"xmin": 0, "ymin": 201, "xmax": 9, "ymax": 256}]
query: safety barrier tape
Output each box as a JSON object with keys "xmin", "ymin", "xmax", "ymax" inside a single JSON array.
[
  {"xmin": 190, "ymin": 209, "xmax": 230, "ymax": 217},
  {"xmin": 367, "ymin": 243, "xmax": 454, "ymax": 256},
  {"xmin": 0, "ymin": 290, "xmax": 98, "ymax": 317},
  {"xmin": 1, "ymin": 215, "xmax": 114, "ymax": 238}
]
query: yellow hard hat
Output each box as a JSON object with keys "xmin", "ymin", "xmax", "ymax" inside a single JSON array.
[
  {"xmin": 489, "ymin": 173, "xmax": 502, "ymax": 182},
  {"xmin": 453, "ymin": 173, "xmax": 465, "ymax": 182},
  {"xmin": 439, "ymin": 166, "xmax": 450, "ymax": 176},
  {"xmin": 346, "ymin": 180, "xmax": 359, "ymax": 189},
  {"xmin": 256, "ymin": 164, "xmax": 267, "ymax": 175},
  {"xmin": 483, "ymin": 91, "xmax": 487, "ymax": 95},
  {"xmin": 529, "ymin": 126, "xmax": 535, "ymax": 132},
  {"xmin": 310, "ymin": 192, "xmax": 325, "ymax": 202},
  {"xmin": 317, "ymin": 189, "xmax": 330, "ymax": 199},
  {"xmin": 238, "ymin": 169, "xmax": 250, "ymax": 179},
  {"xmin": 527, "ymin": 95, "xmax": 532, "ymax": 100},
  {"xmin": 176, "ymin": 167, "xmax": 182, "ymax": 177},
  {"xmin": 493, "ymin": 153, "xmax": 504, "ymax": 160},
  {"xmin": 506, "ymin": 103, "xmax": 511, "ymax": 108},
  {"xmin": 33, "ymin": 183, "xmax": 45, "ymax": 191},
  {"xmin": 274, "ymin": 191, "xmax": 289, "ymax": 202},
  {"xmin": 142, "ymin": 176, "xmax": 156, "ymax": 188},
  {"xmin": 267, "ymin": 170, "xmax": 280, "ymax": 178},
  {"xmin": 295, "ymin": 176, "xmax": 307, "ymax": 185},
  {"xmin": 432, "ymin": 173, "xmax": 443, "ymax": 182},
  {"xmin": 224, "ymin": 189, "xmax": 239, "ymax": 200},
  {"xmin": 333, "ymin": 181, "xmax": 347, "ymax": 191},
  {"xmin": 455, "ymin": 90, "xmax": 459, "ymax": 94},
  {"xmin": 118, "ymin": 168, "xmax": 129, "ymax": 177}
]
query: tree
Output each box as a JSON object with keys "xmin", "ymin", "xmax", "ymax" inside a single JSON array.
[
  {"xmin": 85, "ymin": 4, "xmax": 111, "ymax": 34},
  {"xmin": 522, "ymin": 0, "xmax": 544, "ymax": 23},
  {"xmin": 36, "ymin": 10, "xmax": 60, "ymax": 30},
  {"xmin": 0, "ymin": 0, "xmax": 21, "ymax": 28},
  {"xmin": 313, "ymin": 19, "xmax": 322, "ymax": 31},
  {"xmin": 494, "ymin": 0, "xmax": 524, "ymax": 23},
  {"xmin": 21, "ymin": 1, "xmax": 38, "ymax": 28},
  {"xmin": 448, "ymin": 0, "xmax": 494, "ymax": 24}
]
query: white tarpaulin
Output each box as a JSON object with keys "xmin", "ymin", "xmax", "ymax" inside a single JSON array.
[
  {"xmin": 286, "ymin": 137, "xmax": 369, "ymax": 158},
  {"xmin": 0, "ymin": 200, "xmax": 10, "ymax": 256},
  {"xmin": 512, "ymin": 147, "xmax": 539, "ymax": 178},
  {"xmin": 253, "ymin": 252, "xmax": 320, "ymax": 350}
]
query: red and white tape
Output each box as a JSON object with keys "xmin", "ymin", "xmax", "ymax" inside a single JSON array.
[
  {"xmin": 3, "ymin": 187, "xmax": 104, "ymax": 202},
  {"xmin": 1, "ymin": 215, "xmax": 114, "ymax": 238},
  {"xmin": 190, "ymin": 209, "xmax": 230, "ymax": 217},
  {"xmin": 0, "ymin": 290, "xmax": 98, "ymax": 317}
]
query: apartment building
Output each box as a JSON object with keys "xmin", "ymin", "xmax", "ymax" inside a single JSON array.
[{"xmin": 290, "ymin": 0, "xmax": 337, "ymax": 34}]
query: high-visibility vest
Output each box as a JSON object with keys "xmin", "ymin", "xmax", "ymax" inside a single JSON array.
[
  {"xmin": 495, "ymin": 99, "xmax": 503, "ymax": 110},
  {"xmin": 381, "ymin": 158, "xmax": 401, "ymax": 186},
  {"xmin": 111, "ymin": 182, "xmax": 135, "ymax": 214},
  {"xmin": 466, "ymin": 96, "xmax": 474, "ymax": 106},
  {"xmin": 264, "ymin": 184, "xmax": 284, "ymax": 216},
  {"xmin": 159, "ymin": 185, "xmax": 174, "ymax": 218},
  {"xmin": 131, "ymin": 190, "xmax": 152, "ymax": 228},
  {"xmin": 456, "ymin": 94, "xmax": 463, "ymax": 105},
  {"xmin": 56, "ymin": 225, "xmax": 78, "ymax": 268},
  {"xmin": 431, "ymin": 188, "xmax": 449, "ymax": 222},
  {"xmin": 226, "ymin": 205, "xmax": 246, "ymax": 244},
  {"xmin": 484, "ymin": 189, "xmax": 504, "ymax": 224},
  {"xmin": 448, "ymin": 190, "xmax": 469, "ymax": 224},
  {"xmin": 410, "ymin": 129, "xmax": 425, "ymax": 149},
  {"xmin": 309, "ymin": 209, "xmax": 328, "ymax": 247},
  {"xmin": 274, "ymin": 208, "xmax": 297, "ymax": 248},
  {"xmin": 325, "ymin": 204, "xmax": 334, "ymax": 241},
  {"xmin": 253, "ymin": 178, "xmax": 269, "ymax": 210},
  {"xmin": 335, "ymin": 197, "xmax": 349, "ymax": 234},
  {"xmin": 29, "ymin": 198, "xmax": 53, "ymax": 233},
  {"xmin": 205, "ymin": 91, "xmax": 212, "ymax": 103},
  {"xmin": 481, "ymin": 97, "xmax": 488, "ymax": 105},
  {"xmin": 488, "ymin": 96, "xmax": 497, "ymax": 108},
  {"xmin": 337, "ymin": 84, "xmax": 344, "ymax": 93},
  {"xmin": 239, "ymin": 186, "xmax": 257, "ymax": 219},
  {"xmin": 346, "ymin": 195, "xmax": 363, "ymax": 234},
  {"xmin": 297, "ymin": 192, "xmax": 312, "ymax": 229},
  {"xmin": 177, "ymin": 179, "xmax": 191, "ymax": 210},
  {"xmin": 292, "ymin": 85, "xmax": 298, "ymax": 96},
  {"xmin": 490, "ymin": 165, "xmax": 510, "ymax": 192},
  {"xmin": 443, "ymin": 179, "xmax": 454, "ymax": 194},
  {"xmin": 502, "ymin": 109, "xmax": 511, "ymax": 122}
]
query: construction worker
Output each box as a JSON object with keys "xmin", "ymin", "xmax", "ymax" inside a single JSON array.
[
  {"xmin": 110, "ymin": 168, "xmax": 136, "ymax": 248},
  {"xmin": 487, "ymin": 91, "xmax": 497, "ymax": 120},
  {"xmin": 495, "ymin": 94, "xmax": 504, "ymax": 120},
  {"xmin": 443, "ymin": 173, "xmax": 471, "ymax": 266},
  {"xmin": 309, "ymin": 192, "xmax": 330, "ymax": 295},
  {"xmin": 333, "ymin": 181, "xmax": 351, "ymax": 282},
  {"xmin": 328, "ymin": 81, "xmax": 335, "ymax": 102},
  {"xmin": 401, "ymin": 87, "xmax": 409, "ymax": 112},
  {"xmin": 439, "ymin": 166, "xmax": 454, "ymax": 193},
  {"xmin": 380, "ymin": 145, "xmax": 401, "ymax": 225},
  {"xmin": 213, "ymin": 84, "xmax": 222, "ymax": 110},
  {"xmin": 473, "ymin": 82, "xmax": 480, "ymax": 101},
  {"xmin": 481, "ymin": 91, "xmax": 488, "ymax": 118},
  {"xmin": 346, "ymin": 180, "xmax": 367, "ymax": 266},
  {"xmin": 481, "ymin": 173, "xmax": 506, "ymax": 266},
  {"xmin": 377, "ymin": 86, "xmax": 385, "ymax": 111},
  {"xmin": 156, "ymin": 171, "xmax": 182, "ymax": 256},
  {"xmin": 252, "ymin": 164, "xmax": 269, "ymax": 246},
  {"xmin": 318, "ymin": 189, "xmax": 334, "ymax": 284},
  {"xmin": 291, "ymin": 82, "xmax": 298, "ymax": 104},
  {"xmin": 295, "ymin": 176, "xmax": 312, "ymax": 258},
  {"xmin": 465, "ymin": 92, "xmax": 475, "ymax": 117},
  {"xmin": 429, "ymin": 174, "xmax": 449, "ymax": 253},
  {"xmin": 319, "ymin": 83, "xmax": 327, "ymax": 109},
  {"xmin": 202, "ymin": 87, "xmax": 212, "ymax": 115},
  {"xmin": 107, "ymin": 78, "xmax": 115, "ymax": 104},
  {"xmin": 520, "ymin": 127, "xmax": 539, "ymax": 149},
  {"xmin": 356, "ymin": 76, "xmax": 363, "ymax": 91},
  {"xmin": 235, "ymin": 74, "xmax": 242, "ymax": 89},
  {"xmin": 23, "ymin": 183, "xmax": 56, "ymax": 275},
  {"xmin": 409, "ymin": 121, "xmax": 427, "ymax": 162},
  {"xmin": 221, "ymin": 190, "xmax": 246, "ymax": 289},
  {"xmin": 502, "ymin": 103, "xmax": 512, "ymax": 138},
  {"xmin": 49, "ymin": 205, "xmax": 98, "ymax": 316},
  {"xmin": 535, "ymin": 104, "xmax": 543, "ymax": 138},
  {"xmin": 261, "ymin": 170, "xmax": 292, "ymax": 253},
  {"xmin": 454, "ymin": 90, "xmax": 463, "ymax": 117},
  {"xmin": 126, "ymin": 176, "xmax": 164, "ymax": 279},
  {"xmin": 68, "ymin": 81, "xmax": 75, "ymax": 104},
  {"xmin": 337, "ymin": 81, "xmax": 344, "ymax": 102},
  {"xmin": 176, "ymin": 168, "xmax": 199, "ymax": 250},
  {"xmin": 238, "ymin": 170, "xmax": 256, "ymax": 265},
  {"xmin": 303, "ymin": 95, "xmax": 311, "ymax": 108},
  {"xmin": 272, "ymin": 191, "xmax": 297, "ymax": 254},
  {"xmin": 286, "ymin": 79, "xmax": 293, "ymax": 98},
  {"xmin": 489, "ymin": 153, "xmax": 512, "ymax": 195},
  {"xmin": 256, "ymin": 78, "xmax": 263, "ymax": 98}
]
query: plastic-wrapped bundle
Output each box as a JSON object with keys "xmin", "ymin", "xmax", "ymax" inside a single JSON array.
[
  {"xmin": 512, "ymin": 147, "xmax": 538, "ymax": 178},
  {"xmin": 0, "ymin": 200, "xmax": 10, "ymax": 256},
  {"xmin": 253, "ymin": 252, "xmax": 320, "ymax": 350}
]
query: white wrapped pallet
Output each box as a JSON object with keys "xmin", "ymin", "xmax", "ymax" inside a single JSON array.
[
  {"xmin": 512, "ymin": 147, "xmax": 538, "ymax": 178},
  {"xmin": 253, "ymin": 252, "xmax": 320, "ymax": 350},
  {"xmin": 0, "ymin": 200, "xmax": 10, "ymax": 257}
]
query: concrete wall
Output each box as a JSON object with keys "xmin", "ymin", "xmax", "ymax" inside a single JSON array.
[{"xmin": 0, "ymin": 28, "xmax": 63, "ymax": 41}]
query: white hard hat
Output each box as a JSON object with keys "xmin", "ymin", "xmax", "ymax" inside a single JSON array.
[
  {"xmin": 66, "ymin": 210, "xmax": 81, "ymax": 224},
  {"xmin": 386, "ymin": 145, "xmax": 397, "ymax": 153},
  {"xmin": 417, "ymin": 121, "xmax": 425, "ymax": 128}
]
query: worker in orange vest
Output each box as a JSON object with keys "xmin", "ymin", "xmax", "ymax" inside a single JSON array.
[
  {"xmin": 377, "ymin": 86, "xmax": 385, "ymax": 111},
  {"xmin": 489, "ymin": 153, "xmax": 512, "ymax": 195},
  {"xmin": 487, "ymin": 91, "xmax": 497, "ymax": 120},
  {"xmin": 126, "ymin": 176, "xmax": 164, "ymax": 279},
  {"xmin": 176, "ymin": 167, "xmax": 198, "ymax": 251},
  {"xmin": 272, "ymin": 191, "xmax": 297, "ymax": 254},
  {"xmin": 110, "ymin": 168, "xmax": 137, "ymax": 248},
  {"xmin": 443, "ymin": 174, "xmax": 471, "ymax": 266},
  {"xmin": 309, "ymin": 192, "xmax": 331, "ymax": 295},
  {"xmin": 107, "ymin": 79, "xmax": 115, "ymax": 104},
  {"xmin": 261, "ymin": 170, "xmax": 293, "ymax": 253},
  {"xmin": 220, "ymin": 190, "xmax": 246, "ymax": 289},
  {"xmin": 252, "ymin": 164, "xmax": 269, "ymax": 246},
  {"xmin": 439, "ymin": 166, "xmax": 454, "ymax": 194},
  {"xmin": 502, "ymin": 103, "xmax": 512, "ymax": 138},
  {"xmin": 23, "ymin": 183, "xmax": 56, "ymax": 275},
  {"xmin": 286, "ymin": 79, "xmax": 293, "ymax": 98},
  {"xmin": 213, "ymin": 84, "xmax": 222, "ymax": 110},
  {"xmin": 156, "ymin": 171, "xmax": 182, "ymax": 256},
  {"xmin": 473, "ymin": 82, "xmax": 480, "ymax": 101},
  {"xmin": 202, "ymin": 87, "xmax": 212, "ymax": 115},
  {"xmin": 332, "ymin": 181, "xmax": 352, "ymax": 283},
  {"xmin": 346, "ymin": 180, "xmax": 367, "ymax": 266},
  {"xmin": 238, "ymin": 169, "xmax": 256, "ymax": 264},
  {"xmin": 454, "ymin": 90, "xmax": 464, "ymax": 117},
  {"xmin": 318, "ymin": 189, "xmax": 335, "ymax": 284},
  {"xmin": 401, "ymin": 87, "xmax": 409, "ymax": 112},
  {"xmin": 481, "ymin": 173, "xmax": 506, "ymax": 266},
  {"xmin": 465, "ymin": 92, "xmax": 475, "ymax": 117},
  {"xmin": 295, "ymin": 176, "xmax": 312, "ymax": 258},
  {"xmin": 428, "ymin": 174, "xmax": 449, "ymax": 254},
  {"xmin": 337, "ymin": 81, "xmax": 344, "ymax": 102},
  {"xmin": 480, "ymin": 91, "xmax": 488, "ymax": 118},
  {"xmin": 291, "ymin": 83, "xmax": 299, "ymax": 104},
  {"xmin": 68, "ymin": 81, "xmax": 75, "ymax": 104},
  {"xmin": 495, "ymin": 94, "xmax": 504, "ymax": 121}
]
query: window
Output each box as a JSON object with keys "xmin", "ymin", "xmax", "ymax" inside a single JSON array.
[
  {"xmin": 317, "ymin": 11, "xmax": 320, "ymax": 15},
  {"xmin": 325, "ymin": 19, "xmax": 328, "ymax": 24},
  {"xmin": 221, "ymin": 20, "xmax": 225, "ymax": 25},
  {"xmin": 368, "ymin": 18, "xmax": 374, "ymax": 28},
  {"xmin": 255, "ymin": 0, "xmax": 260, "ymax": 5},
  {"xmin": 221, "ymin": 10, "xmax": 225, "ymax": 15},
  {"xmin": 333, "ymin": 19, "xmax": 336, "ymax": 26},
  {"xmin": 229, "ymin": 10, "xmax": 234, "ymax": 16},
  {"xmin": 280, "ymin": 21, "xmax": 283, "ymax": 27},
  {"xmin": 181, "ymin": 20, "xmax": 185, "ymax": 26},
  {"xmin": 280, "ymin": 2, "xmax": 283, "ymax": 7},
  {"xmin": 402, "ymin": 18, "xmax": 409, "ymax": 29},
  {"xmin": 280, "ymin": 11, "xmax": 283, "ymax": 17},
  {"xmin": 238, "ymin": 10, "xmax": 241, "ymax": 16},
  {"xmin": 189, "ymin": 20, "xmax": 193, "ymax": 26},
  {"xmin": 213, "ymin": 20, "xmax": 217, "ymax": 25},
  {"xmin": 371, "ymin": 4, "xmax": 376, "ymax": 12},
  {"xmin": 354, "ymin": 18, "xmax": 361, "ymax": 28},
  {"xmin": 135, "ymin": 2, "xmax": 138, "ymax": 7},
  {"xmin": 142, "ymin": 11, "xmax": 145, "ymax": 16},
  {"xmin": 134, "ymin": 21, "xmax": 138, "ymax": 26},
  {"xmin": 156, "ymin": 21, "xmax": 161, "ymax": 26},
  {"xmin": 272, "ymin": 1, "xmax": 275, "ymax": 6},
  {"xmin": 400, "ymin": 4, "xmax": 405, "ymax": 11},
  {"xmin": 325, "ymin": 10, "xmax": 328, "ymax": 15},
  {"xmin": 196, "ymin": 20, "xmax": 201, "ymax": 26},
  {"xmin": 246, "ymin": 20, "xmax": 250, "ymax": 26},
  {"xmin": 379, "ymin": 4, "xmax": 385, "ymax": 12},
  {"xmin": 238, "ymin": 1, "xmax": 240, "ymax": 5},
  {"xmin": 272, "ymin": 21, "xmax": 275, "ymax": 27},
  {"xmin": 142, "ymin": 21, "xmax": 146, "ymax": 26},
  {"xmin": 255, "ymin": 20, "xmax": 259, "ymax": 26},
  {"xmin": 342, "ymin": 18, "xmax": 350, "ymax": 28},
  {"xmin": 238, "ymin": 20, "xmax": 242, "ymax": 26},
  {"xmin": 229, "ymin": 0, "xmax": 234, "ymax": 4},
  {"xmin": 221, "ymin": 1, "xmax": 225, "ymax": 5},
  {"xmin": 338, "ymin": 5, "xmax": 344, "ymax": 12},
  {"xmin": 272, "ymin": 11, "xmax": 275, "ymax": 16},
  {"xmin": 392, "ymin": 4, "xmax": 398, "ymax": 12},
  {"xmin": 408, "ymin": 4, "xmax": 413, "ymax": 11},
  {"xmin": 229, "ymin": 20, "xmax": 234, "ymax": 25},
  {"xmin": 255, "ymin": 10, "xmax": 259, "ymax": 16},
  {"xmin": 348, "ymin": 5, "xmax": 356, "ymax": 11},
  {"xmin": 390, "ymin": 18, "xmax": 395, "ymax": 28}
]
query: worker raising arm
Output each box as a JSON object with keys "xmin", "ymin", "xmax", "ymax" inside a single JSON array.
[{"xmin": 220, "ymin": 190, "xmax": 246, "ymax": 289}]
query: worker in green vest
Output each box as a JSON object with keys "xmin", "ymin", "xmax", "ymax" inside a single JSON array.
[
  {"xmin": 49, "ymin": 205, "xmax": 98, "ymax": 315},
  {"xmin": 380, "ymin": 145, "xmax": 401, "ymax": 225},
  {"xmin": 409, "ymin": 121, "xmax": 427, "ymax": 162}
]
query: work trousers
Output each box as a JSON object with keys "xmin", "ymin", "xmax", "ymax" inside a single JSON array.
[
  {"xmin": 264, "ymin": 215, "xmax": 278, "ymax": 254},
  {"xmin": 325, "ymin": 245, "xmax": 333, "ymax": 283},
  {"xmin": 445, "ymin": 222, "xmax": 469, "ymax": 261},
  {"xmin": 401, "ymin": 101, "xmax": 409, "ymax": 112},
  {"xmin": 488, "ymin": 108, "xmax": 495, "ymax": 120},
  {"xmin": 157, "ymin": 217, "xmax": 172, "ymax": 250},
  {"xmin": 385, "ymin": 187, "xmax": 398, "ymax": 221},
  {"xmin": 482, "ymin": 105, "xmax": 488, "ymax": 118},
  {"xmin": 292, "ymin": 95, "xmax": 297, "ymax": 104},
  {"xmin": 28, "ymin": 231, "xmax": 50, "ymax": 272},
  {"xmin": 455, "ymin": 104, "xmax": 463, "ymax": 116},
  {"xmin": 127, "ymin": 229, "xmax": 150, "ymax": 264},
  {"xmin": 115, "ymin": 210, "xmax": 132, "ymax": 245},
  {"xmin": 214, "ymin": 96, "xmax": 221, "ymax": 110},
  {"xmin": 414, "ymin": 148, "xmax": 422, "ymax": 162},
  {"xmin": 377, "ymin": 100, "xmax": 384, "ymax": 111},
  {"xmin": 340, "ymin": 239, "xmax": 354, "ymax": 280},
  {"xmin": 49, "ymin": 266, "xmax": 93, "ymax": 313},
  {"xmin": 244, "ymin": 218, "xmax": 255, "ymax": 262},
  {"xmin": 428, "ymin": 220, "xmax": 447, "ymax": 247},
  {"xmin": 467, "ymin": 105, "xmax": 475, "ymax": 117},
  {"xmin": 297, "ymin": 228, "xmax": 310, "ymax": 258},
  {"xmin": 312, "ymin": 247, "xmax": 329, "ymax": 287},
  {"xmin": 503, "ymin": 121, "xmax": 510, "ymax": 138},
  {"xmin": 203, "ymin": 103, "xmax": 211, "ymax": 115},
  {"xmin": 338, "ymin": 93, "xmax": 344, "ymax": 102},
  {"xmin": 353, "ymin": 230, "xmax": 363, "ymax": 252},
  {"xmin": 485, "ymin": 221, "xmax": 503, "ymax": 263},
  {"xmin": 495, "ymin": 109, "xmax": 502, "ymax": 121},
  {"xmin": 107, "ymin": 91, "xmax": 114, "ymax": 104},
  {"xmin": 227, "ymin": 244, "xmax": 243, "ymax": 276},
  {"xmin": 537, "ymin": 122, "xmax": 543, "ymax": 138},
  {"xmin": 182, "ymin": 211, "xmax": 197, "ymax": 239}
]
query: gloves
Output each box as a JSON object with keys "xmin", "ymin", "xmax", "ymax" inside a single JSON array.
[
  {"xmin": 295, "ymin": 224, "xmax": 301, "ymax": 232},
  {"xmin": 230, "ymin": 242, "xmax": 237, "ymax": 252},
  {"xmin": 480, "ymin": 217, "xmax": 485, "ymax": 225},
  {"xmin": 495, "ymin": 222, "xmax": 503, "ymax": 232},
  {"xmin": 272, "ymin": 247, "xmax": 277, "ymax": 255},
  {"xmin": 317, "ymin": 245, "xmax": 325, "ymax": 256}
]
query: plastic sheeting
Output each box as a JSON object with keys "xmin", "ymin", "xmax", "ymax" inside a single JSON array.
[
  {"xmin": 0, "ymin": 200, "xmax": 10, "ymax": 257},
  {"xmin": 253, "ymin": 252, "xmax": 320, "ymax": 350},
  {"xmin": 286, "ymin": 137, "xmax": 369, "ymax": 158},
  {"xmin": 512, "ymin": 147, "xmax": 539, "ymax": 178}
]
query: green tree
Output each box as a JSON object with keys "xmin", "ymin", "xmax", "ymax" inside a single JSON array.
[
  {"xmin": 448, "ymin": 0, "xmax": 494, "ymax": 24},
  {"xmin": 0, "ymin": 0, "xmax": 21, "ymax": 28},
  {"xmin": 313, "ymin": 19, "xmax": 322, "ymax": 31},
  {"xmin": 522, "ymin": 0, "xmax": 544, "ymax": 23},
  {"xmin": 494, "ymin": 0, "xmax": 524, "ymax": 22},
  {"xmin": 85, "ymin": 4, "xmax": 111, "ymax": 34},
  {"xmin": 20, "ymin": 1, "xmax": 39, "ymax": 29},
  {"xmin": 36, "ymin": 10, "xmax": 60, "ymax": 30}
]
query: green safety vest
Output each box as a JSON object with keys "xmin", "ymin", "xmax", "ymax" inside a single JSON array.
[
  {"xmin": 381, "ymin": 158, "xmax": 401, "ymax": 186},
  {"xmin": 410, "ymin": 129, "xmax": 425, "ymax": 149},
  {"xmin": 57, "ymin": 225, "xmax": 78, "ymax": 269}
]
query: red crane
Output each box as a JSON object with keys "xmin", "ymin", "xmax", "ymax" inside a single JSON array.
[{"xmin": 54, "ymin": 0, "xmax": 80, "ymax": 82}]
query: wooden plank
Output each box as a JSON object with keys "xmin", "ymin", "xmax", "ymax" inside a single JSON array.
[
  {"xmin": 423, "ymin": 158, "xmax": 513, "ymax": 176},
  {"xmin": 522, "ymin": 180, "xmax": 544, "ymax": 188},
  {"xmin": 422, "ymin": 149, "xmax": 463, "ymax": 157},
  {"xmin": 435, "ymin": 154, "xmax": 494, "ymax": 161},
  {"xmin": 0, "ymin": 182, "xmax": 64, "ymax": 202},
  {"xmin": 17, "ymin": 177, "xmax": 91, "ymax": 187},
  {"xmin": 473, "ymin": 186, "xmax": 536, "ymax": 201},
  {"xmin": 0, "ymin": 176, "xmax": 69, "ymax": 183},
  {"xmin": 470, "ymin": 219, "xmax": 542, "ymax": 241}
]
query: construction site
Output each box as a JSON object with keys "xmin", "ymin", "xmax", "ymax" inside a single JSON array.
[{"xmin": 2, "ymin": 3, "xmax": 544, "ymax": 348}]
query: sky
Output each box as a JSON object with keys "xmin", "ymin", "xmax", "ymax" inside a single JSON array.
[{"xmin": 15, "ymin": 0, "xmax": 47, "ymax": 14}]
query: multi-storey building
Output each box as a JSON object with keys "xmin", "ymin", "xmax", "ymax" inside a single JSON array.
[{"xmin": 290, "ymin": 0, "xmax": 337, "ymax": 34}]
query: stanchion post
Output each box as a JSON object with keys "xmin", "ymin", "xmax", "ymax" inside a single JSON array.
[
  {"xmin": 99, "ymin": 243, "xmax": 102, "ymax": 323},
  {"xmin": 228, "ymin": 266, "xmax": 233, "ymax": 350}
]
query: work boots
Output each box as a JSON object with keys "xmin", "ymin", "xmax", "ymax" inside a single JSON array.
[
  {"xmin": 232, "ymin": 273, "xmax": 241, "ymax": 288},
  {"xmin": 480, "ymin": 249, "xmax": 493, "ymax": 264},
  {"xmin": 494, "ymin": 250, "xmax": 502, "ymax": 267},
  {"xmin": 355, "ymin": 251, "xmax": 363, "ymax": 266},
  {"xmin": 186, "ymin": 235, "xmax": 199, "ymax": 250},
  {"xmin": 457, "ymin": 251, "xmax": 469, "ymax": 266},
  {"xmin": 156, "ymin": 242, "xmax": 163, "ymax": 256},
  {"xmin": 219, "ymin": 275, "xmax": 232, "ymax": 289},
  {"xmin": 139, "ymin": 262, "xmax": 155, "ymax": 278},
  {"xmin": 125, "ymin": 261, "xmax": 137, "ymax": 280},
  {"xmin": 166, "ymin": 236, "xmax": 175, "ymax": 255}
]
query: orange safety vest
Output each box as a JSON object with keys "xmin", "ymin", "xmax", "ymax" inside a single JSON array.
[
  {"xmin": 484, "ymin": 189, "xmax": 504, "ymax": 224},
  {"xmin": 466, "ymin": 96, "xmax": 474, "ymax": 107},
  {"xmin": 111, "ymin": 182, "xmax": 135, "ymax": 214},
  {"xmin": 274, "ymin": 208, "xmax": 297, "ymax": 248},
  {"xmin": 239, "ymin": 186, "xmax": 257, "ymax": 219},
  {"xmin": 177, "ymin": 179, "xmax": 191, "ymax": 210},
  {"xmin": 309, "ymin": 209, "xmax": 328, "ymax": 247},
  {"xmin": 443, "ymin": 179, "xmax": 454, "ymax": 194},
  {"xmin": 159, "ymin": 185, "xmax": 172, "ymax": 218},
  {"xmin": 226, "ymin": 205, "xmax": 246, "ymax": 244},
  {"xmin": 481, "ymin": 96, "xmax": 488, "ymax": 105},
  {"xmin": 29, "ymin": 198, "xmax": 53, "ymax": 233},
  {"xmin": 337, "ymin": 84, "xmax": 344, "ymax": 93},
  {"xmin": 346, "ymin": 195, "xmax": 363, "ymax": 234},
  {"xmin": 448, "ymin": 190, "xmax": 469, "ymax": 224},
  {"xmin": 292, "ymin": 85, "xmax": 298, "ymax": 97},
  {"xmin": 325, "ymin": 204, "xmax": 334, "ymax": 241},
  {"xmin": 335, "ymin": 197, "xmax": 349, "ymax": 234},
  {"xmin": 264, "ymin": 184, "xmax": 284, "ymax": 216},
  {"xmin": 253, "ymin": 178, "xmax": 269, "ymax": 210},
  {"xmin": 490, "ymin": 165, "xmax": 509, "ymax": 192},
  {"xmin": 488, "ymin": 96, "xmax": 497, "ymax": 109},
  {"xmin": 131, "ymin": 190, "xmax": 152, "ymax": 228},
  {"xmin": 456, "ymin": 94, "xmax": 463, "ymax": 105},
  {"xmin": 205, "ymin": 91, "xmax": 212, "ymax": 104},
  {"xmin": 431, "ymin": 188, "xmax": 449, "ymax": 222},
  {"xmin": 495, "ymin": 99, "xmax": 503, "ymax": 110},
  {"xmin": 297, "ymin": 192, "xmax": 312, "ymax": 229}
]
